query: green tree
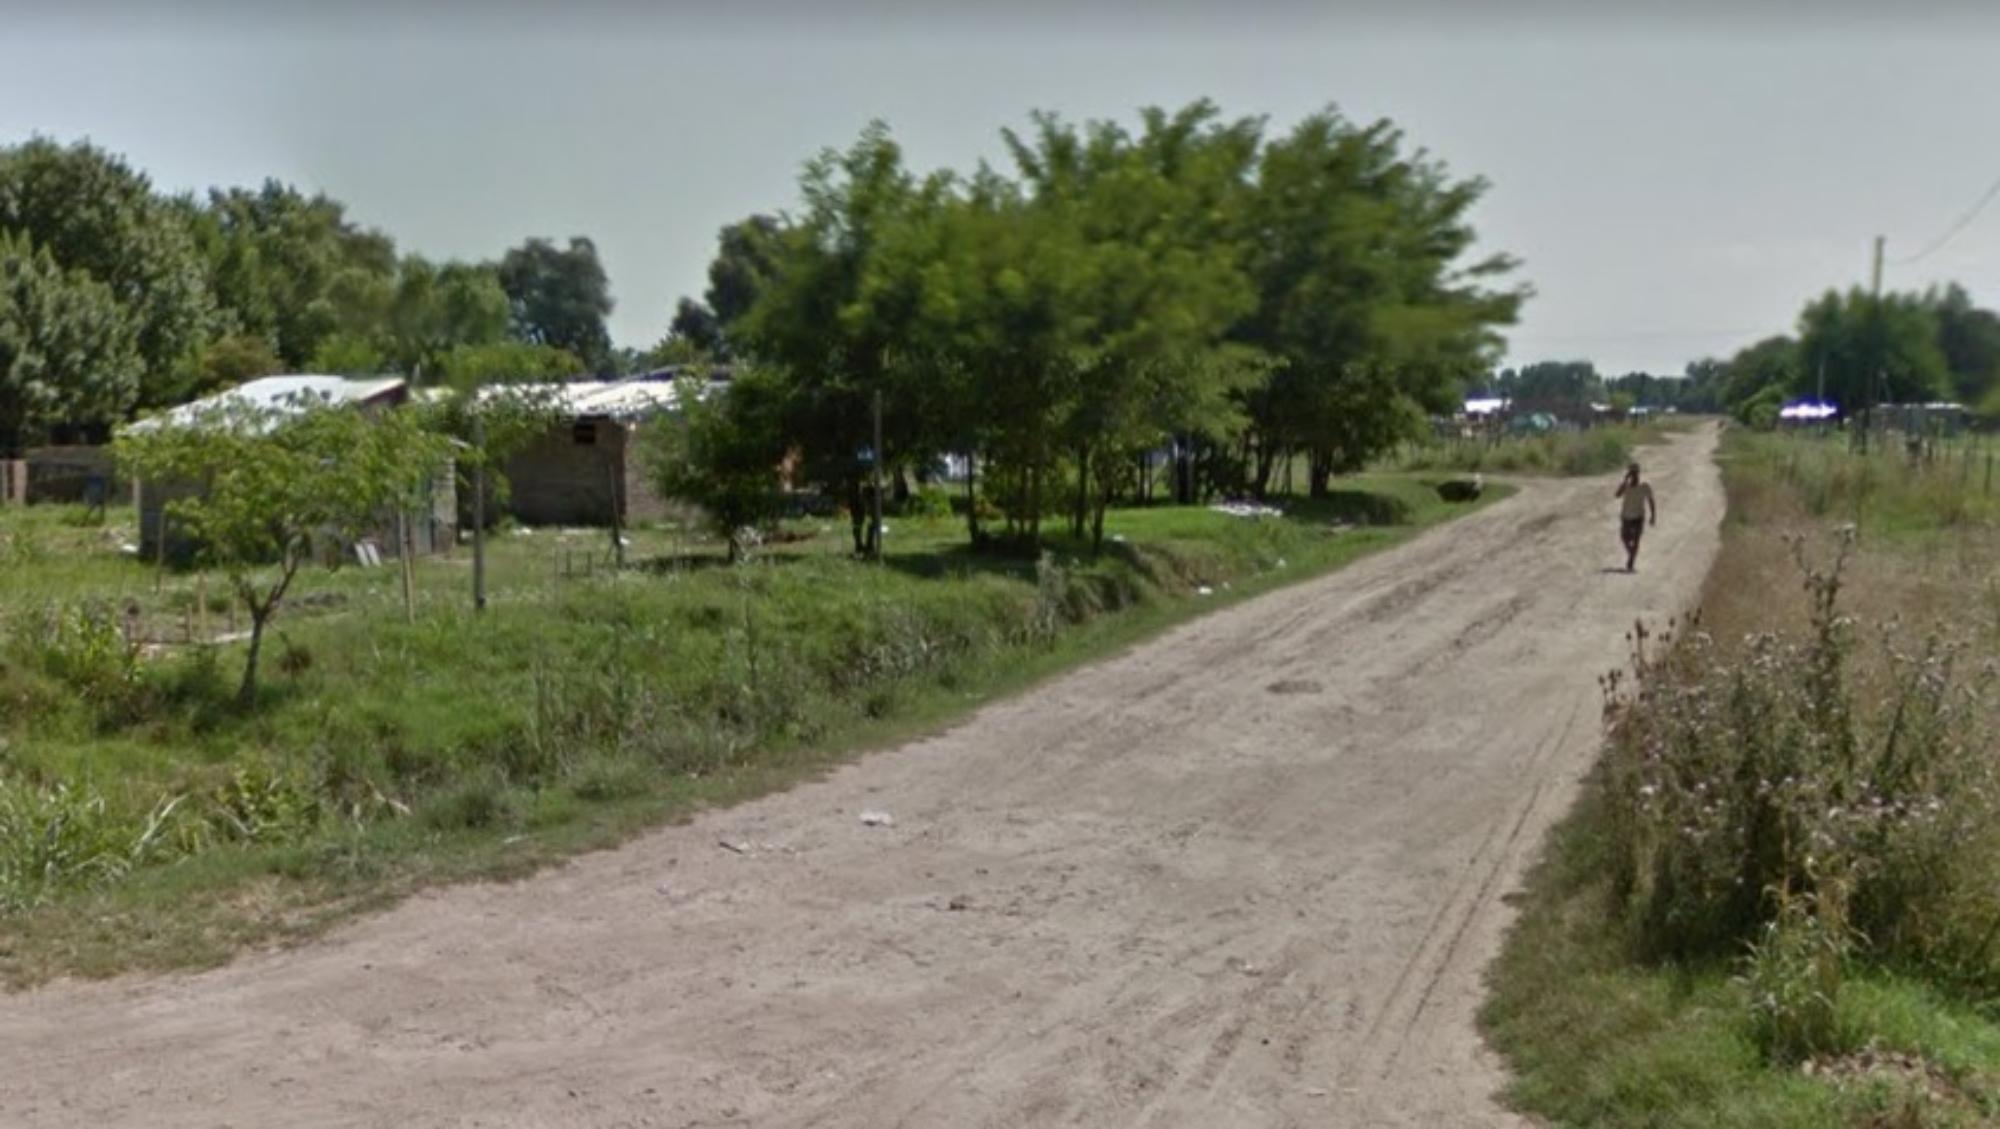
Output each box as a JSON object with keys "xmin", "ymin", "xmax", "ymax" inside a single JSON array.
[
  {"xmin": 663, "ymin": 297, "xmax": 723, "ymax": 359},
  {"xmin": 306, "ymin": 331, "xmax": 387, "ymax": 376},
  {"xmin": 0, "ymin": 138, "xmax": 217, "ymax": 406},
  {"xmin": 496, "ymin": 236, "xmax": 613, "ymax": 371},
  {"xmin": 1681, "ymin": 357, "xmax": 1728, "ymax": 413},
  {"xmin": 382, "ymin": 257, "xmax": 510, "ymax": 379},
  {"xmin": 188, "ymin": 180, "xmax": 398, "ymax": 368},
  {"xmin": 896, "ymin": 170, "xmax": 1081, "ymax": 544},
  {"xmin": 703, "ymin": 214, "xmax": 785, "ymax": 349},
  {"xmin": 1510, "ymin": 360, "xmax": 1601, "ymax": 412},
  {"xmin": 435, "ymin": 341, "xmax": 580, "ymax": 391},
  {"xmin": 1238, "ymin": 109, "xmax": 1523, "ymax": 496},
  {"xmin": 645, "ymin": 371, "xmax": 789, "ymax": 561},
  {"xmin": 1002, "ymin": 102, "xmax": 1265, "ymax": 544},
  {"xmin": 189, "ymin": 333, "xmax": 285, "ymax": 397},
  {"xmin": 1796, "ymin": 288, "xmax": 1949, "ymax": 418},
  {"xmin": 1739, "ymin": 382, "xmax": 1787, "ymax": 430},
  {"xmin": 1722, "ymin": 335, "xmax": 1800, "ymax": 418},
  {"xmin": 116, "ymin": 398, "xmax": 451, "ymax": 705},
  {"xmin": 0, "ymin": 231, "xmax": 143, "ymax": 453},
  {"xmin": 738, "ymin": 124, "xmax": 935, "ymax": 557},
  {"xmin": 1926, "ymin": 283, "xmax": 2000, "ymax": 406}
]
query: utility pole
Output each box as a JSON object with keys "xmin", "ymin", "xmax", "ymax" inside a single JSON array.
[
  {"xmin": 1859, "ymin": 235, "xmax": 1886, "ymax": 453},
  {"xmin": 870, "ymin": 387, "xmax": 885, "ymax": 562},
  {"xmin": 471, "ymin": 410, "xmax": 487, "ymax": 612}
]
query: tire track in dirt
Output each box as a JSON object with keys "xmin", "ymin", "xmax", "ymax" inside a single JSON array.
[{"xmin": 0, "ymin": 426, "xmax": 1725, "ymax": 1128}]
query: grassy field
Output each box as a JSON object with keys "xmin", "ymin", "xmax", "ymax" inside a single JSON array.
[
  {"xmin": 1483, "ymin": 427, "xmax": 2000, "ymax": 1127},
  {"xmin": 0, "ymin": 474, "xmax": 1507, "ymax": 986},
  {"xmin": 1385, "ymin": 417, "xmax": 1692, "ymax": 477}
]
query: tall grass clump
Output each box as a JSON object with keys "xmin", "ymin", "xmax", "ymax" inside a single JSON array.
[{"xmin": 1600, "ymin": 531, "xmax": 2000, "ymax": 1062}]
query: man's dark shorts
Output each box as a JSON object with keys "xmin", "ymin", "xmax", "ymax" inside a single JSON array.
[{"xmin": 1621, "ymin": 516, "xmax": 1646, "ymax": 542}]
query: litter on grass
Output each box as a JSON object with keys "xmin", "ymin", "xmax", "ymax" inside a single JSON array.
[{"xmin": 1210, "ymin": 500, "xmax": 1285, "ymax": 519}]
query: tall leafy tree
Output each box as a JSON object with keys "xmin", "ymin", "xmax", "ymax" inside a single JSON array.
[
  {"xmin": 496, "ymin": 236, "xmax": 613, "ymax": 371},
  {"xmin": 898, "ymin": 170, "xmax": 1085, "ymax": 544},
  {"xmin": 706, "ymin": 215, "xmax": 785, "ymax": 330},
  {"xmin": 0, "ymin": 232, "xmax": 143, "ymax": 453},
  {"xmin": 190, "ymin": 333, "xmax": 285, "ymax": 396},
  {"xmin": 1680, "ymin": 357, "xmax": 1728, "ymax": 413},
  {"xmin": 1720, "ymin": 335, "xmax": 1800, "ymax": 418},
  {"xmin": 665, "ymin": 297, "xmax": 723, "ymax": 357},
  {"xmin": 381, "ymin": 257, "xmax": 510, "ymax": 379},
  {"xmin": 188, "ymin": 180, "xmax": 399, "ymax": 369},
  {"xmin": 435, "ymin": 341, "xmax": 580, "ymax": 391},
  {"xmin": 738, "ymin": 123, "xmax": 937, "ymax": 556},
  {"xmin": 1237, "ymin": 110, "xmax": 1523, "ymax": 496},
  {"xmin": 0, "ymin": 138, "xmax": 217, "ymax": 408},
  {"xmin": 1796, "ymin": 288, "xmax": 1949, "ymax": 418},
  {"xmin": 1926, "ymin": 283, "xmax": 2000, "ymax": 406},
  {"xmin": 1510, "ymin": 360, "xmax": 1602, "ymax": 411},
  {"xmin": 1002, "ymin": 102, "xmax": 1264, "ymax": 543}
]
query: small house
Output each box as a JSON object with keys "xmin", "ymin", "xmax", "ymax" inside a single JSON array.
[
  {"xmin": 491, "ymin": 368, "xmax": 729, "ymax": 527},
  {"xmin": 131, "ymin": 375, "xmax": 455, "ymax": 561}
]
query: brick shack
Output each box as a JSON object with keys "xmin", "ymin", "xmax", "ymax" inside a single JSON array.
[{"xmin": 493, "ymin": 371, "xmax": 726, "ymax": 527}]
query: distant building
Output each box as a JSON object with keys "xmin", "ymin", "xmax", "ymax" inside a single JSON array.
[
  {"xmin": 130, "ymin": 375, "xmax": 456, "ymax": 561},
  {"xmin": 486, "ymin": 370, "xmax": 730, "ymax": 527},
  {"xmin": 1880, "ymin": 401, "xmax": 1970, "ymax": 437}
]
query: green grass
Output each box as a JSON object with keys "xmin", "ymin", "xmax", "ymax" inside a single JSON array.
[
  {"xmin": 1485, "ymin": 782, "xmax": 2000, "ymax": 1128},
  {"xmin": 0, "ymin": 473, "xmax": 1506, "ymax": 985},
  {"xmin": 1483, "ymin": 428, "xmax": 2000, "ymax": 1127},
  {"xmin": 1725, "ymin": 429, "xmax": 2000, "ymax": 543},
  {"xmin": 1386, "ymin": 419, "xmax": 1687, "ymax": 478}
]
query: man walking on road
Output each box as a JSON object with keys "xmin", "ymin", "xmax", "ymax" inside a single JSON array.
[{"xmin": 1616, "ymin": 461, "xmax": 1657, "ymax": 572}]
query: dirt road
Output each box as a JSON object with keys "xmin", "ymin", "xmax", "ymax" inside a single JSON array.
[{"xmin": 1, "ymin": 426, "xmax": 1723, "ymax": 1128}]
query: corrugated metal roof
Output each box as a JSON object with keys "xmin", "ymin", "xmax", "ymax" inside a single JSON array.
[
  {"xmin": 130, "ymin": 375, "xmax": 407, "ymax": 432},
  {"xmin": 477, "ymin": 378, "xmax": 717, "ymax": 422}
]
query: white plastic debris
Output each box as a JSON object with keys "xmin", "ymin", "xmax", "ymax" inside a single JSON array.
[
  {"xmin": 859, "ymin": 810, "xmax": 896, "ymax": 828},
  {"xmin": 1209, "ymin": 501, "xmax": 1284, "ymax": 519},
  {"xmin": 1196, "ymin": 585, "xmax": 1214, "ymax": 596}
]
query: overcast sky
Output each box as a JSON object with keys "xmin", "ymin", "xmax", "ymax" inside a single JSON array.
[{"xmin": 4, "ymin": 1, "xmax": 1998, "ymax": 375}]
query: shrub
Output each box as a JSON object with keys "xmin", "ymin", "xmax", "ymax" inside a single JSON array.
[
  {"xmin": 0, "ymin": 782, "xmax": 191, "ymax": 909},
  {"xmin": 420, "ymin": 780, "xmax": 509, "ymax": 832},
  {"xmin": 204, "ymin": 762, "xmax": 322, "ymax": 845},
  {"xmin": 19, "ymin": 602, "xmax": 137, "ymax": 714},
  {"xmin": 902, "ymin": 487, "xmax": 955, "ymax": 520},
  {"xmin": 1602, "ymin": 531, "xmax": 2000, "ymax": 1016}
]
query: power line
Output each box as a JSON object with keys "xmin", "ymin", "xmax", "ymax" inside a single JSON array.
[
  {"xmin": 1507, "ymin": 326, "xmax": 1767, "ymax": 344},
  {"xmin": 1891, "ymin": 172, "xmax": 2000, "ymax": 266}
]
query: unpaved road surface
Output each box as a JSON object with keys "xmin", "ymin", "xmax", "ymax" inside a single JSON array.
[{"xmin": 2, "ymin": 426, "xmax": 1723, "ymax": 1128}]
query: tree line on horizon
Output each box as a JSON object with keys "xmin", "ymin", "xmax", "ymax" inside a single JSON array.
[
  {"xmin": 1471, "ymin": 281, "xmax": 2000, "ymax": 429},
  {"xmin": 0, "ymin": 136, "xmax": 624, "ymax": 454},
  {"xmin": 1682, "ymin": 283, "xmax": 2000, "ymax": 428}
]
